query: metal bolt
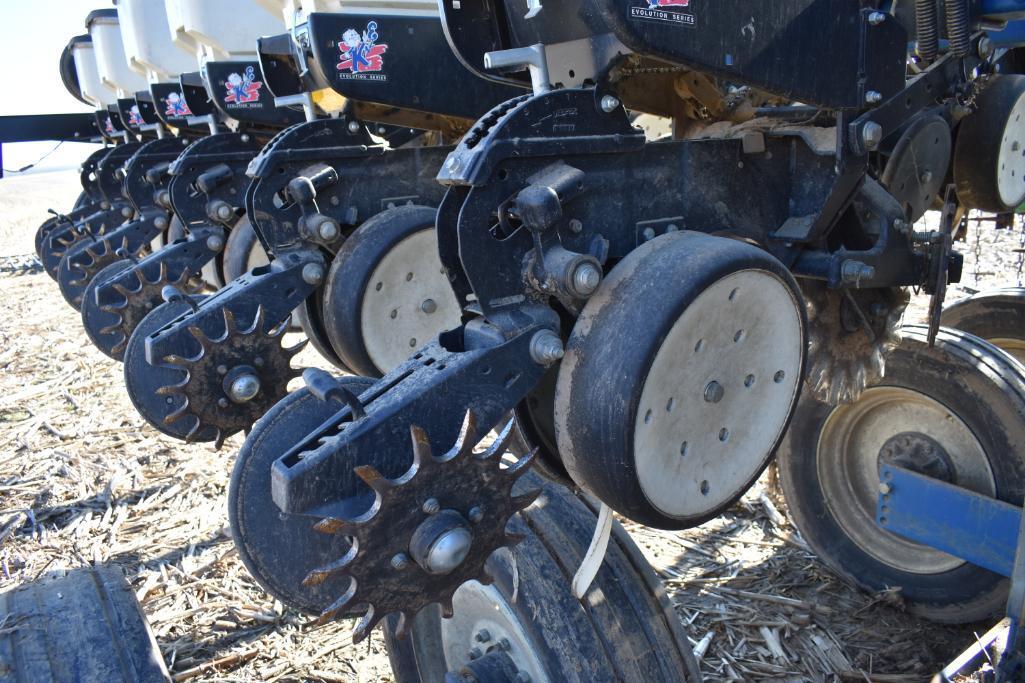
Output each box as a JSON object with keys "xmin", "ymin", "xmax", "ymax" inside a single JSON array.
[
  {"xmin": 216, "ymin": 204, "xmax": 233, "ymax": 221},
  {"xmin": 568, "ymin": 218, "xmax": 583, "ymax": 234},
  {"xmin": 229, "ymin": 374, "xmax": 261, "ymax": 402},
  {"xmin": 217, "ymin": 365, "xmax": 228, "ymax": 375},
  {"xmin": 347, "ymin": 120, "xmax": 361, "ymax": 133},
  {"xmin": 241, "ymin": 134, "xmax": 251, "ymax": 143},
  {"xmin": 445, "ymin": 156, "xmax": 461, "ymax": 172},
  {"xmin": 302, "ymin": 263, "xmax": 325, "ymax": 285},
  {"xmin": 475, "ymin": 629, "xmax": 491, "ymax": 643},
  {"xmin": 154, "ymin": 216, "xmax": 169, "ymax": 230},
  {"xmin": 979, "ymin": 37, "xmax": 993, "ymax": 59},
  {"xmin": 390, "ymin": 553, "xmax": 410, "ymax": 570},
  {"xmin": 642, "ymin": 227, "xmax": 656, "ymax": 241},
  {"xmin": 421, "ymin": 299, "xmax": 438, "ymax": 314},
  {"xmin": 868, "ymin": 11, "xmax": 886, "ymax": 25},
  {"xmin": 121, "ymin": 206, "xmax": 134, "ymax": 218},
  {"xmin": 841, "ymin": 260, "xmax": 876, "ymax": 285},
  {"xmin": 892, "ymin": 218, "xmax": 909, "ymax": 233},
  {"xmin": 920, "ymin": 169, "xmax": 933, "ymax": 184},
  {"xmin": 600, "ymin": 94, "xmax": 621, "ymax": 113},
  {"xmin": 529, "ymin": 330, "xmax": 564, "ymax": 366},
  {"xmin": 422, "ymin": 498, "xmax": 440, "ymax": 515},
  {"xmin": 861, "ymin": 121, "xmax": 883, "ymax": 150},
  {"xmin": 316, "ymin": 218, "xmax": 340, "ymax": 242},
  {"xmin": 217, "ymin": 398, "xmax": 229, "ymax": 408},
  {"xmin": 468, "ymin": 506, "xmax": 484, "ymax": 523},
  {"xmin": 703, "ymin": 381, "xmax": 724, "ymax": 404},
  {"xmin": 497, "ymin": 638, "xmax": 511, "ymax": 651},
  {"xmin": 865, "ymin": 90, "xmax": 883, "ymax": 105},
  {"xmin": 666, "ymin": 223, "xmax": 679, "ymax": 232},
  {"xmin": 571, "ymin": 262, "xmax": 602, "ymax": 297},
  {"xmin": 206, "ymin": 235, "xmax": 225, "ymax": 252},
  {"xmin": 158, "ymin": 190, "xmax": 171, "ymax": 207},
  {"xmin": 879, "ymin": 482, "xmax": 892, "ymax": 495},
  {"xmin": 468, "ymin": 648, "xmax": 483, "ymax": 660}
]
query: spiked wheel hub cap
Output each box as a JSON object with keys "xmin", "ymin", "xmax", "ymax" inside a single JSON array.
[{"xmin": 304, "ymin": 415, "xmax": 540, "ymax": 643}]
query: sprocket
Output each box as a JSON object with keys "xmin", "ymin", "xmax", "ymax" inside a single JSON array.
[
  {"xmin": 58, "ymin": 234, "xmax": 143, "ymax": 309},
  {"xmin": 98, "ymin": 261, "xmax": 202, "ymax": 358},
  {"xmin": 803, "ymin": 282, "xmax": 908, "ymax": 405},
  {"xmin": 304, "ymin": 413, "xmax": 540, "ymax": 643},
  {"xmin": 156, "ymin": 305, "xmax": 306, "ymax": 447}
]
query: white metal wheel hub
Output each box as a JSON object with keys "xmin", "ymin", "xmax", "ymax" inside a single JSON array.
[
  {"xmin": 817, "ymin": 385, "xmax": 995, "ymax": 573},
  {"xmin": 996, "ymin": 91, "xmax": 1025, "ymax": 208},
  {"xmin": 440, "ymin": 578, "xmax": 548, "ymax": 683},
  {"xmin": 634, "ymin": 268, "xmax": 803, "ymax": 519},
  {"xmin": 359, "ymin": 228, "xmax": 461, "ymax": 372}
]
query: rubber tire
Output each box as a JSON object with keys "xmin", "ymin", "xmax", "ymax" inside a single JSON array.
[
  {"xmin": 384, "ymin": 475, "xmax": 702, "ymax": 682},
  {"xmin": 80, "ymin": 259, "xmax": 135, "ymax": 361},
  {"xmin": 323, "ymin": 204, "xmax": 443, "ymax": 378},
  {"xmin": 941, "ymin": 287, "xmax": 1025, "ymax": 365},
  {"xmin": 778, "ymin": 324, "xmax": 1025, "ymax": 623},
  {"xmin": 229, "ymin": 377, "xmax": 375, "ymax": 615},
  {"xmin": 554, "ymin": 230, "xmax": 806, "ymax": 530},
  {"xmin": 954, "ymin": 74, "xmax": 1025, "ymax": 212},
  {"xmin": 0, "ymin": 566, "xmax": 170, "ymax": 682}
]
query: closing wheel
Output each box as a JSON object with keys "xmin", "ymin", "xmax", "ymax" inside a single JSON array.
[
  {"xmin": 385, "ymin": 475, "xmax": 701, "ymax": 682},
  {"xmin": 323, "ymin": 205, "xmax": 462, "ymax": 377},
  {"xmin": 229, "ymin": 377, "xmax": 374, "ymax": 615},
  {"xmin": 941, "ymin": 287, "xmax": 1025, "ymax": 365},
  {"xmin": 778, "ymin": 325, "xmax": 1025, "ymax": 623},
  {"xmin": 954, "ymin": 74, "xmax": 1025, "ymax": 212},
  {"xmin": 554, "ymin": 231, "xmax": 806, "ymax": 529}
]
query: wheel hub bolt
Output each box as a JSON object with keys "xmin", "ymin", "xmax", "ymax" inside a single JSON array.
[
  {"xmin": 206, "ymin": 235, "xmax": 225, "ymax": 252},
  {"xmin": 302, "ymin": 263, "xmax": 325, "ymax": 285},
  {"xmin": 390, "ymin": 553, "xmax": 410, "ymax": 570},
  {"xmin": 529, "ymin": 330, "xmax": 564, "ymax": 366},
  {"xmin": 421, "ymin": 299, "xmax": 438, "ymax": 314},
  {"xmin": 703, "ymin": 381, "xmax": 724, "ymax": 403},
  {"xmin": 879, "ymin": 482, "xmax": 892, "ymax": 495},
  {"xmin": 217, "ymin": 398, "xmax": 229, "ymax": 408},
  {"xmin": 475, "ymin": 629, "xmax": 491, "ymax": 643},
  {"xmin": 317, "ymin": 218, "xmax": 340, "ymax": 242},
  {"xmin": 422, "ymin": 498, "xmax": 440, "ymax": 515},
  {"xmin": 571, "ymin": 262, "xmax": 602, "ymax": 297},
  {"xmin": 121, "ymin": 206, "xmax": 134, "ymax": 218},
  {"xmin": 468, "ymin": 647, "xmax": 482, "ymax": 660},
  {"xmin": 215, "ymin": 203, "xmax": 233, "ymax": 221},
  {"xmin": 229, "ymin": 374, "xmax": 261, "ymax": 403},
  {"xmin": 154, "ymin": 216, "xmax": 169, "ymax": 230},
  {"xmin": 497, "ymin": 637, "xmax": 511, "ymax": 651},
  {"xmin": 600, "ymin": 94, "xmax": 621, "ymax": 112},
  {"xmin": 468, "ymin": 506, "xmax": 484, "ymax": 523}
]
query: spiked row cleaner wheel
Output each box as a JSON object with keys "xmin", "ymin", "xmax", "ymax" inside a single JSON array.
[
  {"xmin": 303, "ymin": 413, "xmax": 540, "ymax": 643},
  {"xmin": 124, "ymin": 300, "xmax": 305, "ymax": 448}
]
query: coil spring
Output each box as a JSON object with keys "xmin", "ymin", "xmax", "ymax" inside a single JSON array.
[
  {"xmin": 916, "ymin": 0, "xmax": 939, "ymax": 61},
  {"xmin": 946, "ymin": 0, "xmax": 971, "ymax": 58}
]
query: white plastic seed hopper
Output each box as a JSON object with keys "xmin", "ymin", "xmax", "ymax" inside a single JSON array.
[
  {"xmin": 71, "ymin": 37, "xmax": 118, "ymax": 109},
  {"xmin": 116, "ymin": 0, "xmax": 195, "ymax": 83},
  {"xmin": 87, "ymin": 9, "xmax": 148, "ymax": 98}
]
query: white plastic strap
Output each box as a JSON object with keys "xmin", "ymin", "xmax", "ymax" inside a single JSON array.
[{"xmin": 572, "ymin": 502, "xmax": 613, "ymax": 599}]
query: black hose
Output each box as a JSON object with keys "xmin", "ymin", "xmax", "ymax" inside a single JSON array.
[
  {"xmin": 945, "ymin": 0, "xmax": 971, "ymax": 57},
  {"xmin": 916, "ymin": 0, "xmax": 939, "ymax": 61}
]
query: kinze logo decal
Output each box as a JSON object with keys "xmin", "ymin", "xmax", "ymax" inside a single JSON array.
[
  {"xmin": 224, "ymin": 66, "xmax": 263, "ymax": 106},
  {"xmin": 631, "ymin": 0, "xmax": 695, "ymax": 26},
  {"xmin": 164, "ymin": 91, "xmax": 192, "ymax": 117},
  {"xmin": 337, "ymin": 20, "xmax": 388, "ymax": 81}
]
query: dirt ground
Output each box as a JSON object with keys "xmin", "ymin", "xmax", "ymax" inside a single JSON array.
[{"xmin": 0, "ymin": 166, "xmax": 1020, "ymax": 682}]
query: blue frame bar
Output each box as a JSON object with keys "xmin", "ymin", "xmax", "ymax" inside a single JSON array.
[{"xmin": 877, "ymin": 465, "xmax": 1020, "ymax": 577}]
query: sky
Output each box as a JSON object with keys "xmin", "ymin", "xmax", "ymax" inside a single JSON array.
[{"xmin": 0, "ymin": 1, "xmax": 116, "ymax": 172}]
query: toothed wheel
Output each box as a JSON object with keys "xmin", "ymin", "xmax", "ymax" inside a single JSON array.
[
  {"xmin": 230, "ymin": 377, "xmax": 376, "ymax": 615},
  {"xmin": 385, "ymin": 474, "xmax": 702, "ymax": 683},
  {"xmin": 802, "ymin": 282, "xmax": 908, "ymax": 405},
  {"xmin": 304, "ymin": 414, "xmax": 540, "ymax": 643},
  {"xmin": 81, "ymin": 258, "xmax": 201, "ymax": 361},
  {"xmin": 42, "ymin": 222, "xmax": 89, "ymax": 280},
  {"xmin": 57, "ymin": 235, "xmax": 145, "ymax": 310},
  {"xmin": 124, "ymin": 301, "xmax": 305, "ymax": 446}
]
